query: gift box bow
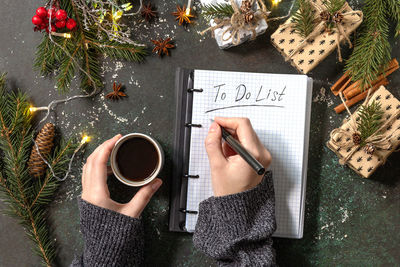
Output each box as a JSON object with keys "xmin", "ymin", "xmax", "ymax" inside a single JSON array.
[
  {"xmin": 201, "ymin": 0, "xmax": 270, "ymax": 46},
  {"xmin": 281, "ymin": 1, "xmax": 363, "ymax": 62}
]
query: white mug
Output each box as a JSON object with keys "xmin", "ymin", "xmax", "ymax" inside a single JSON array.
[{"xmin": 110, "ymin": 133, "xmax": 164, "ymax": 187}]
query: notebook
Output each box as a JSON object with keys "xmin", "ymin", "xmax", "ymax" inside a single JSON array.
[{"xmin": 169, "ymin": 68, "xmax": 313, "ymax": 238}]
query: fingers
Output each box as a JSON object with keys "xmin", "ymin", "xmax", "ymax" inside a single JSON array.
[
  {"xmin": 126, "ymin": 178, "xmax": 163, "ymax": 218},
  {"xmin": 214, "ymin": 117, "xmax": 260, "ymax": 150},
  {"xmin": 205, "ymin": 122, "xmax": 227, "ymax": 168},
  {"xmin": 89, "ymin": 134, "xmax": 122, "ymax": 165},
  {"xmin": 222, "ymin": 141, "xmax": 237, "ymax": 158}
]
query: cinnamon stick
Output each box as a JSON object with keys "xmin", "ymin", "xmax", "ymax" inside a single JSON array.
[
  {"xmin": 331, "ymin": 71, "xmax": 350, "ymax": 96},
  {"xmin": 344, "ymin": 63, "xmax": 399, "ymax": 100},
  {"xmin": 334, "ymin": 78, "xmax": 389, "ymax": 114}
]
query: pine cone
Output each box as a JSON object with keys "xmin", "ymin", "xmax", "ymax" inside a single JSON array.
[
  {"xmin": 240, "ymin": 0, "xmax": 253, "ymax": 13},
  {"xmin": 244, "ymin": 12, "xmax": 255, "ymax": 23},
  {"xmin": 352, "ymin": 132, "xmax": 361, "ymax": 145},
  {"xmin": 332, "ymin": 12, "xmax": 344, "ymax": 23},
  {"xmin": 28, "ymin": 123, "xmax": 55, "ymax": 178},
  {"xmin": 364, "ymin": 143, "xmax": 375, "ymax": 155},
  {"xmin": 320, "ymin": 11, "xmax": 331, "ymax": 22}
]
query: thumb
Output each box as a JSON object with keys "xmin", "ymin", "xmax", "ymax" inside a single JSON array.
[
  {"xmin": 205, "ymin": 122, "xmax": 227, "ymax": 169},
  {"xmin": 125, "ymin": 178, "xmax": 162, "ymax": 218}
]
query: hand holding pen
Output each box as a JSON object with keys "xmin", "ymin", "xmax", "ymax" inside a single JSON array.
[{"xmin": 205, "ymin": 117, "xmax": 272, "ymax": 197}]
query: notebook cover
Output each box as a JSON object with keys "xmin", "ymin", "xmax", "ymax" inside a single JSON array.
[{"xmin": 169, "ymin": 68, "xmax": 194, "ymax": 232}]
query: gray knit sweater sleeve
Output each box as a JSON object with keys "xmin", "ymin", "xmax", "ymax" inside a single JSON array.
[
  {"xmin": 193, "ymin": 171, "xmax": 276, "ymax": 266},
  {"xmin": 71, "ymin": 198, "xmax": 144, "ymax": 267}
]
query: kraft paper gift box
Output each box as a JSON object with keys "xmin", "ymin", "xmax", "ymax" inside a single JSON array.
[
  {"xmin": 327, "ymin": 86, "xmax": 400, "ymax": 178},
  {"xmin": 201, "ymin": 0, "xmax": 269, "ymax": 49},
  {"xmin": 271, "ymin": 0, "xmax": 363, "ymax": 74}
]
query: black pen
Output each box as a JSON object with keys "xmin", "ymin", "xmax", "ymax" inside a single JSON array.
[{"xmin": 212, "ymin": 120, "xmax": 266, "ymax": 175}]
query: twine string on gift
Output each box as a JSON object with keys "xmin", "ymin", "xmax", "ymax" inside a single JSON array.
[
  {"xmin": 282, "ymin": 1, "xmax": 363, "ymax": 62},
  {"xmin": 200, "ymin": 0, "xmax": 271, "ymax": 45},
  {"xmin": 331, "ymin": 89, "xmax": 400, "ymax": 165}
]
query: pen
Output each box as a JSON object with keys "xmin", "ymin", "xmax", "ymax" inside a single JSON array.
[{"xmin": 212, "ymin": 120, "xmax": 266, "ymax": 175}]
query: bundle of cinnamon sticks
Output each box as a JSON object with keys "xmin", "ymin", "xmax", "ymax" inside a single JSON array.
[{"xmin": 331, "ymin": 58, "xmax": 399, "ymax": 113}]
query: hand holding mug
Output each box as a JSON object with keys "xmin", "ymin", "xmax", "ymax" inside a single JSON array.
[{"xmin": 81, "ymin": 134, "xmax": 162, "ymax": 218}]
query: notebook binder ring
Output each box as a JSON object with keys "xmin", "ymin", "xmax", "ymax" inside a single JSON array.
[
  {"xmin": 185, "ymin": 123, "xmax": 202, "ymax": 128},
  {"xmin": 187, "ymin": 88, "xmax": 203, "ymax": 92},
  {"xmin": 184, "ymin": 174, "xmax": 199, "ymax": 178},
  {"xmin": 179, "ymin": 208, "xmax": 198, "ymax": 214}
]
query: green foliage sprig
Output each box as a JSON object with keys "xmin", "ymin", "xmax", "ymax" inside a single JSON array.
[
  {"xmin": 291, "ymin": 0, "xmax": 315, "ymax": 38},
  {"xmin": 323, "ymin": 0, "xmax": 346, "ymax": 14},
  {"xmin": 345, "ymin": 0, "xmax": 400, "ymax": 90},
  {"xmin": 356, "ymin": 100, "xmax": 384, "ymax": 147},
  {"xmin": 0, "ymin": 74, "xmax": 78, "ymax": 266},
  {"xmin": 34, "ymin": 0, "xmax": 146, "ymax": 94},
  {"xmin": 201, "ymin": 3, "xmax": 234, "ymax": 21}
]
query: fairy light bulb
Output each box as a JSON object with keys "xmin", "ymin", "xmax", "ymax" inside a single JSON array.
[
  {"xmin": 29, "ymin": 106, "xmax": 48, "ymax": 113},
  {"xmin": 81, "ymin": 135, "xmax": 90, "ymax": 144},
  {"xmin": 272, "ymin": 0, "xmax": 281, "ymax": 6}
]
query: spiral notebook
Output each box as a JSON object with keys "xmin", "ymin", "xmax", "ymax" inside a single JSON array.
[{"xmin": 170, "ymin": 68, "xmax": 313, "ymax": 238}]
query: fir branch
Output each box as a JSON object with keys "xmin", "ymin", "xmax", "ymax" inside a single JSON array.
[
  {"xmin": 90, "ymin": 40, "xmax": 147, "ymax": 62},
  {"xmin": 357, "ymin": 100, "xmax": 384, "ymax": 147},
  {"xmin": 291, "ymin": 0, "xmax": 315, "ymax": 38},
  {"xmin": 0, "ymin": 74, "xmax": 77, "ymax": 266},
  {"xmin": 386, "ymin": 0, "xmax": 400, "ymax": 37},
  {"xmin": 34, "ymin": 0, "xmax": 146, "ymax": 94},
  {"xmin": 201, "ymin": 3, "xmax": 234, "ymax": 21},
  {"xmin": 323, "ymin": 0, "xmax": 346, "ymax": 14},
  {"xmin": 345, "ymin": 0, "xmax": 392, "ymax": 90}
]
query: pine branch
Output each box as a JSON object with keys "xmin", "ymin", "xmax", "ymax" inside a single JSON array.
[
  {"xmin": 323, "ymin": 0, "xmax": 346, "ymax": 14},
  {"xmin": 386, "ymin": 0, "xmax": 400, "ymax": 37},
  {"xmin": 357, "ymin": 100, "xmax": 384, "ymax": 146},
  {"xmin": 201, "ymin": 3, "xmax": 234, "ymax": 21},
  {"xmin": 0, "ymin": 74, "xmax": 77, "ymax": 266},
  {"xmin": 345, "ymin": 0, "xmax": 392, "ymax": 90},
  {"xmin": 91, "ymin": 40, "xmax": 147, "ymax": 62},
  {"xmin": 34, "ymin": 0, "xmax": 146, "ymax": 94},
  {"xmin": 291, "ymin": 0, "xmax": 315, "ymax": 38}
]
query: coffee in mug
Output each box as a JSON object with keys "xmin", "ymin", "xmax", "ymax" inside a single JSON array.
[{"xmin": 110, "ymin": 133, "xmax": 164, "ymax": 186}]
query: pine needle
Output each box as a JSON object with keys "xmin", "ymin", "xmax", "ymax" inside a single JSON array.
[
  {"xmin": 201, "ymin": 3, "xmax": 234, "ymax": 21},
  {"xmin": 356, "ymin": 100, "xmax": 384, "ymax": 147},
  {"xmin": 345, "ymin": 0, "xmax": 397, "ymax": 90},
  {"xmin": 323, "ymin": 0, "xmax": 346, "ymax": 14},
  {"xmin": 291, "ymin": 0, "xmax": 315, "ymax": 38},
  {"xmin": 0, "ymin": 74, "xmax": 78, "ymax": 266},
  {"xmin": 34, "ymin": 0, "xmax": 146, "ymax": 94}
]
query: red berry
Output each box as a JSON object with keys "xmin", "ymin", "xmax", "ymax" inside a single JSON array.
[
  {"xmin": 36, "ymin": 7, "xmax": 47, "ymax": 18},
  {"xmin": 55, "ymin": 20, "xmax": 66, "ymax": 28},
  {"xmin": 66, "ymin": 18, "xmax": 77, "ymax": 30},
  {"xmin": 39, "ymin": 23, "xmax": 47, "ymax": 30},
  {"xmin": 47, "ymin": 8, "xmax": 56, "ymax": 18},
  {"xmin": 50, "ymin": 24, "xmax": 57, "ymax": 32},
  {"xmin": 32, "ymin": 15, "xmax": 43, "ymax": 25},
  {"xmin": 55, "ymin": 9, "xmax": 67, "ymax": 21}
]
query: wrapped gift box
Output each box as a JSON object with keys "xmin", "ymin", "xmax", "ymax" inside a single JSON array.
[
  {"xmin": 271, "ymin": 0, "xmax": 363, "ymax": 74},
  {"xmin": 327, "ymin": 86, "xmax": 400, "ymax": 178},
  {"xmin": 201, "ymin": 0, "xmax": 268, "ymax": 49}
]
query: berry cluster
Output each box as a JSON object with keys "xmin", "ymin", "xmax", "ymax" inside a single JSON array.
[{"xmin": 32, "ymin": 6, "xmax": 76, "ymax": 33}]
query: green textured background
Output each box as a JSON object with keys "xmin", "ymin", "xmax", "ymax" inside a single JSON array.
[{"xmin": 0, "ymin": 0, "xmax": 399, "ymax": 266}]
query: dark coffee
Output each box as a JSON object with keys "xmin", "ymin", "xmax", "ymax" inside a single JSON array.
[{"xmin": 115, "ymin": 137, "xmax": 159, "ymax": 181}]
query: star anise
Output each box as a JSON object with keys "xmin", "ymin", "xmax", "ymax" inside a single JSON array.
[
  {"xmin": 141, "ymin": 3, "xmax": 157, "ymax": 22},
  {"xmin": 151, "ymin": 38, "xmax": 175, "ymax": 57},
  {"xmin": 106, "ymin": 82, "xmax": 127, "ymax": 100},
  {"xmin": 172, "ymin": 5, "xmax": 195, "ymax": 26}
]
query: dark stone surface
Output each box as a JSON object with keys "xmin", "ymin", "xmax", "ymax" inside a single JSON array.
[{"xmin": 0, "ymin": 0, "xmax": 399, "ymax": 266}]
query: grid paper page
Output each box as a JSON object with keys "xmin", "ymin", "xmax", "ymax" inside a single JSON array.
[{"xmin": 186, "ymin": 70, "xmax": 310, "ymax": 237}]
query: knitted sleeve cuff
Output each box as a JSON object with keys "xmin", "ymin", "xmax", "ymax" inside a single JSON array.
[
  {"xmin": 78, "ymin": 198, "xmax": 144, "ymax": 267},
  {"xmin": 193, "ymin": 171, "xmax": 276, "ymax": 261}
]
